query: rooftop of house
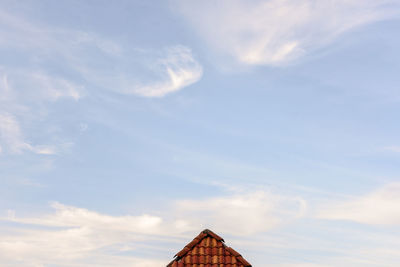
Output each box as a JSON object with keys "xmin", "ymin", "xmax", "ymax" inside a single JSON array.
[{"xmin": 167, "ymin": 229, "xmax": 252, "ymax": 267}]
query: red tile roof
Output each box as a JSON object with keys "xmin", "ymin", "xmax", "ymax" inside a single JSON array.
[{"xmin": 167, "ymin": 229, "xmax": 252, "ymax": 267}]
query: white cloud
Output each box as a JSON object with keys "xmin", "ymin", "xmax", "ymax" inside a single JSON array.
[
  {"xmin": 0, "ymin": 8, "xmax": 201, "ymax": 98},
  {"xmin": 0, "ymin": 113, "xmax": 33, "ymax": 154},
  {"xmin": 3, "ymin": 189, "xmax": 400, "ymax": 266},
  {"xmin": 132, "ymin": 46, "xmax": 202, "ymax": 97},
  {"xmin": 26, "ymin": 72, "xmax": 82, "ymax": 101},
  {"xmin": 0, "ymin": 203, "xmax": 169, "ymax": 266},
  {"xmin": 0, "ymin": 8, "xmax": 202, "ymax": 156},
  {"xmin": 1, "ymin": 71, "xmax": 83, "ymax": 103},
  {"xmin": 175, "ymin": 0, "xmax": 399, "ymax": 65},
  {"xmin": 0, "ymin": 189, "xmax": 306, "ymax": 266},
  {"xmin": 175, "ymin": 191, "xmax": 307, "ymax": 235},
  {"xmin": 14, "ymin": 202, "xmax": 164, "ymax": 233},
  {"xmin": 317, "ymin": 183, "xmax": 400, "ymax": 225},
  {"xmin": 76, "ymin": 44, "xmax": 203, "ymax": 98},
  {"xmin": 0, "ymin": 113, "xmax": 56, "ymax": 155},
  {"xmin": 0, "ymin": 28, "xmax": 84, "ymax": 156}
]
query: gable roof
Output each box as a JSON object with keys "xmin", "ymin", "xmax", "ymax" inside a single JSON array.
[{"xmin": 167, "ymin": 229, "xmax": 252, "ymax": 267}]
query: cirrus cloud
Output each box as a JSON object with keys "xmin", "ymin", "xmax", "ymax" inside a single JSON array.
[
  {"xmin": 0, "ymin": 7, "xmax": 203, "ymax": 156},
  {"xmin": 132, "ymin": 46, "xmax": 203, "ymax": 97},
  {"xmin": 175, "ymin": 0, "xmax": 400, "ymax": 65}
]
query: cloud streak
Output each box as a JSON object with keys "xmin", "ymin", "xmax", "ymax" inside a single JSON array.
[
  {"xmin": 0, "ymin": 203, "xmax": 170, "ymax": 266},
  {"xmin": 76, "ymin": 44, "xmax": 203, "ymax": 98},
  {"xmin": 176, "ymin": 0, "xmax": 399, "ymax": 65},
  {"xmin": 0, "ymin": 189, "xmax": 305, "ymax": 266},
  {"xmin": 0, "ymin": 71, "xmax": 80, "ymax": 155},
  {"xmin": 0, "ymin": 7, "xmax": 202, "ymax": 98},
  {"xmin": 0, "ymin": 8, "xmax": 202, "ymax": 155},
  {"xmin": 175, "ymin": 191, "xmax": 306, "ymax": 235},
  {"xmin": 132, "ymin": 46, "xmax": 202, "ymax": 97},
  {"xmin": 317, "ymin": 183, "xmax": 400, "ymax": 225},
  {"xmin": 3, "ymin": 185, "xmax": 400, "ymax": 266},
  {"xmin": 0, "ymin": 113, "xmax": 56, "ymax": 155}
]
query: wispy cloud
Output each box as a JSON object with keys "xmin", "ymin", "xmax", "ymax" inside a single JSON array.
[
  {"xmin": 3, "ymin": 185, "xmax": 400, "ymax": 266},
  {"xmin": 0, "ymin": 71, "xmax": 80, "ymax": 155},
  {"xmin": 0, "ymin": 7, "xmax": 202, "ymax": 155},
  {"xmin": 10, "ymin": 202, "xmax": 164, "ymax": 234},
  {"xmin": 0, "ymin": 202, "xmax": 171, "ymax": 266},
  {"xmin": 175, "ymin": 191, "xmax": 306, "ymax": 235},
  {"xmin": 75, "ymin": 45, "xmax": 203, "ymax": 97},
  {"xmin": 0, "ymin": 189, "xmax": 305, "ymax": 266},
  {"xmin": 317, "ymin": 183, "xmax": 400, "ymax": 225},
  {"xmin": 132, "ymin": 46, "xmax": 202, "ymax": 97},
  {"xmin": 0, "ymin": 7, "xmax": 202, "ymax": 98},
  {"xmin": 0, "ymin": 113, "xmax": 32, "ymax": 154},
  {"xmin": 0, "ymin": 70, "xmax": 83, "ymax": 104},
  {"xmin": 175, "ymin": 0, "xmax": 399, "ymax": 65},
  {"xmin": 0, "ymin": 113, "xmax": 56, "ymax": 155}
]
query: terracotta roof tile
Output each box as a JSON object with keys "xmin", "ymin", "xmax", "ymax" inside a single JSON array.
[{"xmin": 167, "ymin": 229, "xmax": 252, "ymax": 267}]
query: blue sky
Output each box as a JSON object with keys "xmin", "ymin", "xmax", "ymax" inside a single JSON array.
[{"xmin": 1, "ymin": 1, "xmax": 400, "ymax": 266}]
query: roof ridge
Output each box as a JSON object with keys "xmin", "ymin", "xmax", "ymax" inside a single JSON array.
[
  {"xmin": 202, "ymin": 228, "xmax": 224, "ymax": 242},
  {"xmin": 226, "ymin": 246, "xmax": 252, "ymax": 267},
  {"xmin": 166, "ymin": 229, "xmax": 252, "ymax": 267},
  {"xmin": 174, "ymin": 229, "xmax": 223, "ymax": 258}
]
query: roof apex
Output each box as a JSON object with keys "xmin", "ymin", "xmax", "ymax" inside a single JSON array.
[
  {"xmin": 201, "ymin": 228, "xmax": 225, "ymax": 242},
  {"xmin": 167, "ymin": 229, "xmax": 252, "ymax": 267}
]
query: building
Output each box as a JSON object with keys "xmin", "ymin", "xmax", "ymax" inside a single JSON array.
[{"xmin": 167, "ymin": 229, "xmax": 252, "ymax": 267}]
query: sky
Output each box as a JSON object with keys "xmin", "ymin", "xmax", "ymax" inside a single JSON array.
[{"xmin": 1, "ymin": 0, "xmax": 400, "ymax": 266}]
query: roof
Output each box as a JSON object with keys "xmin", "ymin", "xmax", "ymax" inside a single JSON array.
[{"xmin": 167, "ymin": 229, "xmax": 252, "ymax": 267}]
